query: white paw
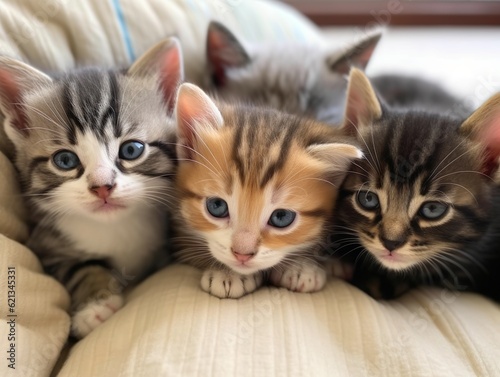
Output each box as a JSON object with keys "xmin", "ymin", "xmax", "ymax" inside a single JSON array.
[
  {"xmin": 270, "ymin": 263, "xmax": 326, "ymax": 293},
  {"xmin": 329, "ymin": 258, "xmax": 354, "ymax": 281},
  {"xmin": 71, "ymin": 294, "xmax": 124, "ymax": 338},
  {"xmin": 201, "ymin": 269, "xmax": 263, "ymax": 298}
]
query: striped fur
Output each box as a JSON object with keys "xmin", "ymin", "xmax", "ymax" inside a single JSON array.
[
  {"xmin": 331, "ymin": 69, "xmax": 500, "ymax": 301},
  {"xmin": 0, "ymin": 39, "xmax": 182, "ymax": 337},
  {"xmin": 173, "ymin": 83, "xmax": 362, "ymax": 298}
]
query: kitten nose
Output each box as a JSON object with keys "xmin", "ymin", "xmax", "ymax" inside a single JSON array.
[
  {"xmin": 232, "ymin": 249, "xmax": 255, "ymax": 263},
  {"xmin": 381, "ymin": 237, "xmax": 406, "ymax": 252},
  {"xmin": 89, "ymin": 184, "xmax": 116, "ymax": 200}
]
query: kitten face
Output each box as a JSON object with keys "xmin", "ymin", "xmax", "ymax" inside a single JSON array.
[
  {"xmin": 335, "ymin": 68, "xmax": 500, "ymax": 273},
  {"xmin": 16, "ymin": 71, "xmax": 176, "ymax": 221},
  {"xmin": 0, "ymin": 40, "xmax": 183, "ymax": 223},
  {"xmin": 206, "ymin": 22, "xmax": 381, "ymax": 125},
  {"xmin": 174, "ymin": 84, "xmax": 362, "ymax": 275},
  {"xmin": 178, "ymin": 129, "xmax": 337, "ymax": 274},
  {"xmin": 338, "ymin": 112, "xmax": 489, "ymax": 270}
]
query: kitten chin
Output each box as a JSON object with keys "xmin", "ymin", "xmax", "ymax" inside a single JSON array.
[{"xmin": 173, "ymin": 83, "xmax": 362, "ymax": 298}]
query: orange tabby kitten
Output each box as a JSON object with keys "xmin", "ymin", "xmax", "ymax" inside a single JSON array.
[{"xmin": 173, "ymin": 83, "xmax": 362, "ymax": 298}]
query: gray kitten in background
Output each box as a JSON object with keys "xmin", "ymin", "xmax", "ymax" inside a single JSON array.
[
  {"xmin": 205, "ymin": 22, "xmax": 470, "ymax": 123},
  {"xmin": 205, "ymin": 21, "xmax": 382, "ymax": 124},
  {"xmin": 0, "ymin": 38, "xmax": 183, "ymax": 338}
]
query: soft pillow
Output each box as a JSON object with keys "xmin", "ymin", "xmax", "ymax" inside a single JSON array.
[
  {"xmin": 0, "ymin": 0, "xmax": 324, "ymax": 85},
  {"xmin": 57, "ymin": 264, "xmax": 500, "ymax": 376},
  {"xmin": 0, "ymin": 149, "xmax": 70, "ymax": 377}
]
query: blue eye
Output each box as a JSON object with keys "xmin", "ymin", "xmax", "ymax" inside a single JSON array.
[
  {"xmin": 119, "ymin": 140, "xmax": 145, "ymax": 160},
  {"xmin": 53, "ymin": 150, "xmax": 80, "ymax": 170},
  {"xmin": 206, "ymin": 197, "xmax": 229, "ymax": 218},
  {"xmin": 268, "ymin": 209, "xmax": 296, "ymax": 228},
  {"xmin": 419, "ymin": 201, "xmax": 448, "ymax": 220},
  {"xmin": 357, "ymin": 190, "xmax": 379, "ymax": 210}
]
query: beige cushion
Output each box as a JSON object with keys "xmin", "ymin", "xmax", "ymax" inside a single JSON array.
[
  {"xmin": 0, "ymin": 150, "xmax": 70, "ymax": 377},
  {"xmin": 58, "ymin": 264, "xmax": 500, "ymax": 376}
]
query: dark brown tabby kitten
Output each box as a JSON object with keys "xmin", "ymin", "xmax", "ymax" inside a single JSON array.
[{"xmin": 330, "ymin": 68, "xmax": 500, "ymax": 301}]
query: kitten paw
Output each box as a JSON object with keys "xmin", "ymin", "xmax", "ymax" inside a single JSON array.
[
  {"xmin": 201, "ymin": 269, "xmax": 263, "ymax": 298},
  {"xmin": 71, "ymin": 294, "xmax": 124, "ymax": 338},
  {"xmin": 270, "ymin": 263, "xmax": 326, "ymax": 293}
]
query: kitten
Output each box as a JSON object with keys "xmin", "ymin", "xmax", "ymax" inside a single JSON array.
[
  {"xmin": 0, "ymin": 38, "xmax": 183, "ymax": 337},
  {"xmin": 330, "ymin": 68, "xmax": 500, "ymax": 301},
  {"xmin": 173, "ymin": 83, "xmax": 362, "ymax": 299},
  {"xmin": 371, "ymin": 74, "xmax": 472, "ymax": 118},
  {"xmin": 205, "ymin": 22, "xmax": 473, "ymax": 126},
  {"xmin": 204, "ymin": 21, "xmax": 381, "ymax": 124}
]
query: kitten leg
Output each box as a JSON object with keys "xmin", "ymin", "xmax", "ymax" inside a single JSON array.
[
  {"xmin": 66, "ymin": 264, "xmax": 124, "ymax": 338},
  {"xmin": 327, "ymin": 258, "xmax": 355, "ymax": 281},
  {"xmin": 353, "ymin": 273, "xmax": 414, "ymax": 300},
  {"xmin": 270, "ymin": 261, "xmax": 327, "ymax": 293},
  {"xmin": 200, "ymin": 268, "xmax": 264, "ymax": 299}
]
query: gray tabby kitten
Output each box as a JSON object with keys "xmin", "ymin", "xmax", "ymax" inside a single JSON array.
[
  {"xmin": 205, "ymin": 21, "xmax": 381, "ymax": 124},
  {"xmin": 0, "ymin": 38, "xmax": 182, "ymax": 338}
]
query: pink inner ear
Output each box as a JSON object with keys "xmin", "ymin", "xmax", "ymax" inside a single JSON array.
[
  {"xmin": 0, "ymin": 70, "xmax": 28, "ymax": 135},
  {"xmin": 177, "ymin": 101, "xmax": 196, "ymax": 159},
  {"xmin": 160, "ymin": 47, "xmax": 182, "ymax": 114},
  {"xmin": 207, "ymin": 25, "xmax": 249, "ymax": 87},
  {"xmin": 480, "ymin": 115, "xmax": 500, "ymax": 176},
  {"xmin": 354, "ymin": 44, "xmax": 377, "ymax": 70},
  {"xmin": 344, "ymin": 89, "xmax": 365, "ymax": 133}
]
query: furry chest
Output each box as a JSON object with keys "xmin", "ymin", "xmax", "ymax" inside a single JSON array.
[{"xmin": 58, "ymin": 212, "xmax": 168, "ymax": 274}]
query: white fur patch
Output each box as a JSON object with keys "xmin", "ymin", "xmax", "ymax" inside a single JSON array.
[
  {"xmin": 270, "ymin": 263, "xmax": 326, "ymax": 293},
  {"xmin": 71, "ymin": 294, "xmax": 124, "ymax": 338},
  {"xmin": 200, "ymin": 269, "xmax": 264, "ymax": 299}
]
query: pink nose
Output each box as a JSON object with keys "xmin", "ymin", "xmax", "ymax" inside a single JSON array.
[
  {"xmin": 232, "ymin": 250, "xmax": 255, "ymax": 263},
  {"xmin": 90, "ymin": 184, "xmax": 115, "ymax": 200}
]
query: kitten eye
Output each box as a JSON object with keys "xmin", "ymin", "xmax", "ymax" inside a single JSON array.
[
  {"xmin": 206, "ymin": 197, "xmax": 229, "ymax": 218},
  {"xmin": 268, "ymin": 209, "xmax": 296, "ymax": 228},
  {"xmin": 356, "ymin": 190, "xmax": 380, "ymax": 210},
  {"xmin": 53, "ymin": 150, "xmax": 80, "ymax": 170},
  {"xmin": 119, "ymin": 140, "xmax": 145, "ymax": 160},
  {"xmin": 419, "ymin": 201, "xmax": 448, "ymax": 220}
]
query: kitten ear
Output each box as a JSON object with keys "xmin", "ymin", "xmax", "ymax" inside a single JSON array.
[
  {"xmin": 206, "ymin": 21, "xmax": 251, "ymax": 87},
  {"xmin": 127, "ymin": 37, "xmax": 184, "ymax": 113},
  {"xmin": 0, "ymin": 56, "xmax": 52, "ymax": 137},
  {"xmin": 327, "ymin": 30, "xmax": 382, "ymax": 75},
  {"xmin": 460, "ymin": 93, "xmax": 500, "ymax": 177},
  {"xmin": 175, "ymin": 83, "xmax": 223, "ymax": 160},
  {"xmin": 342, "ymin": 68, "xmax": 382, "ymax": 135},
  {"xmin": 307, "ymin": 142, "xmax": 363, "ymax": 184}
]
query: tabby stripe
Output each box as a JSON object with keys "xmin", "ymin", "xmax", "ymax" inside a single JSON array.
[
  {"xmin": 31, "ymin": 180, "xmax": 65, "ymax": 196},
  {"xmin": 108, "ymin": 72, "xmax": 121, "ymax": 137},
  {"xmin": 260, "ymin": 117, "xmax": 300, "ymax": 187},
  {"xmin": 232, "ymin": 119, "xmax": 246, "ymax": 183},
  {"xmin": 28, "ymin": 156, "xmax": 49, "ymax": 176},
  {"xmin": 61, "ymin": 259, "xmax": 111, "ymax": 288},
  {"xmin": 180, "ymin": 189, "xmax": 203, "ymax": 200},
  {"xmin": 62, "ymin": 82, "xmax": 84, "ymax": 144},
  {"xmin": 149, "ymin": 141, "xmax": 177, "ymax": 165}
]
